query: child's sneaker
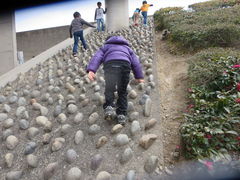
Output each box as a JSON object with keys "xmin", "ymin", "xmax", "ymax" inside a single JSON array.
[
  {"xmin": 117, "ymin": 114, "xmax": 127, "ymax": 125},
  {"xmin": 73, "ymin": 53, "xmax": 77, "ymax": 57},
  {"xmin": 104, "ymin": 106, "xmax": 114, "ymax": 121}
]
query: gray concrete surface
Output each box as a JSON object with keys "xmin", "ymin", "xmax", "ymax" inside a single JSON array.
[
  {"xmin": 16, "ymin": 25, "xmax": 70, "ymax": 61},
  {"xmin": 0, "ymin": 11, "xmax": 18, "ymax": 76},
  {"xmin": 105, "ymin": 0, "xmax": 129, "ymax": 32}
]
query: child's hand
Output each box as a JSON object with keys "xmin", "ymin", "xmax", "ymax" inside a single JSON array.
[
  {"xmin": 136, "ymin": 79, "xmax": 144, "ymax": 83},
  {"xmin": 88, "ymin": 71, "xmax": 96, "ymax": 81}
]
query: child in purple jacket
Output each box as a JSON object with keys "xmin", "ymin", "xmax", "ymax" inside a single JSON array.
[{"xmin": 86, "ymin": 35, "xmax": 144, "ymax": 125}]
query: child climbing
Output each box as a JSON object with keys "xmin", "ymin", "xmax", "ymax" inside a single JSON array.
[
  {"xmin": 69, "ymin": 11, "xmax": 96, "ymax": 56},
  {"xmin": 132, "ymin": 8, "xmax": 141, "ymax": 26},
  {"xmin": 140, "ymin": 1, "xmax": 153, "ymax": 26},
  {"xmin": 86, "ymin": 35, "xmax": 144, "ymax": 125},
  {"xmin": 94, "ymin": 2, "xmax": 107, "ymax": 32}
]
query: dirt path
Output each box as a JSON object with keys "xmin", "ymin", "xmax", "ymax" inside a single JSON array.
[{"xmin": 155, "ymin": 32, "xmax": 189, "ymax": 166}]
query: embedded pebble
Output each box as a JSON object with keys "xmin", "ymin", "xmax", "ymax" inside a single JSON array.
[
  {"xmin": 96, "ymin": 136, "xmax": 108, "ymax": 149},
  {"xmin": 67, "ymin": 104, "xmax": 78, "ymax": 114},
  {"xmin": 127, "ymin": 102, "xmax": 135, "ymax": 112},
  {"xmin": 6, "ymin": 170, "xmax": 23, "ymax": 180},
  {"xmin": 143, "ymin": 98, "xmax": 152, "ymax": 117},
  {"xmin": 111, "ymin": 124, "xmax": 123, "ymax": 134},
  {"xmin": 144, "ymin": 118, "xmax": 157, "ymax": 130},
  {"xmin": 88, "ymin": 112, "xmax": 99, "ymax": 125},
  {"xmin": 74, "ymin": 112, "xmax": 84, "ymax": 124},
  {"xmin": 28, "ymin": 127, "xmax": 40, "ymax": 139},
  {"xmin": 3, "ymin": 104, "xmax": 11, "ymax": 113},
  {"xmin": 9, "ymin": 96, "xmax": 18, "ymax": 104},
  {"xmin": 74, "ymin": 130, "xmax": 84, "ymax": 145},
  {"xmin": 115, "ymin": 134, "xmax": 129, "ymax": 146},
  {"xmin": 139, "ymin": 134, "xmax": 157, "ymax": 149},
  {"xmin": 27, "ymin": 154, "xmax": 39, "ymax": 168},
  {"xmin": 144, "ymin": 156, "xmax": 159, "ymax": 173},
  {"xmin": 0, "ymin": 95, "xmax": 6, "ymax": 103},
  {"xmin": 52, "ymin": 138, "xmax": 65, "ymax": 152},
  {"xmin": 130, "ymin": 121, "xmax": 141, "ymax": 136},
  {"xmin": 42, "ymin": 133, "xmax": 52, "ymax": 144},
  {"xmin": 6, "ymin": 135, "xmax": 19, "ymax": 150},
  {"xmin": 0, "ymin": 113, "xmax": 8, "ymax": 121},
  {"xmin": 2, "ymin": 129, "xmax": 13, "ymax": 140},
  {"xmin": 96, "ymin": 171, "xmax": 111, "ymax": 180},
  {"xmin": 61, "ymin": 124, "xmax": 72, "ymax": 136},
  {"xmin": 57, "ymin": 113, "xmax": 67, "ymax": 124},
  {"xmin": 65, "ymin": 167, "xmax": 82, "ymax": 180},
  {"xmin": 88, "ymin": 124, "xmax": 101, "ymax": 135},
  {"xmin": 129, "ymin": 90, "xmax": 138, "ymax": 99},
  {"xmin": 90, "ymin": 154, "xmax": 103, "ymax": 170},
  {"xmin": 126, "ymin": 170, "xmax": 136, "ymax": 180},
  {"xmin": 129, "ymin": 112, "xmax": 139, "ymax": 122},
  {"xmin": 24, "ymin": 141, "xmax": 37, "ymax": 155},
  {"xmin": 120, "ymin": 147, "xmax": 133, "ymax": 164},
  {"xmin": 43, "ymin": 162, "xmax": 59, "ymax": 179},
  {"xmin": 3, "ymin": 118, "xmax": 14, "ymax": 129},
  {"xmin": 19, "ymin": 119, "xmax": 29, "ymax": 130},
  {"xmin": 5, "ymin": 153, "xmax": 14, "ymax": 168},
  {"xmin": 66, "ymin": 149, "xmax": 77, "ymax": 164}
]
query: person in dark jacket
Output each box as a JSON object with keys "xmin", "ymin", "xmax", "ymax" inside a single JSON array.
[
  {"xmin": 86, "ymin": 35, "xmax": 144, "ymax": 125},
  {"xmin": 69, "ymin": 11, "xmax": 96, "ymax": 56}
]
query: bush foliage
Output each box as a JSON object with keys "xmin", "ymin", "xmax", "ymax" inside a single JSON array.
[
  {"xmin": 153, "ymin": 1, "xmax": 240, "ymax": 51},
  {"xmin": 182, "ymin": 48, "xmax": 240, "ymax": 159}
]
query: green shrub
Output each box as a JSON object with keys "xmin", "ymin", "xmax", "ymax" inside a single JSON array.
[
  {"xmin": 153, "ymin": 3, "xmax": 240, "ymax": 51},
  {"xmin": 182, "ymin": 48, "xmax": 240, "ymax": 159},
  {"xmin": 189, "ymin": 0, "xmax": 240, "ymax": 11}
]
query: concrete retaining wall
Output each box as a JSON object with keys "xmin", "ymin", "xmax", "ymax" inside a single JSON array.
[{"xmin": 16, "ymin": 25, "xmax": 70, "ymax": 61}]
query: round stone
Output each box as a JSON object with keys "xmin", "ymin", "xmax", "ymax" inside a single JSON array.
[
  {"xmin": 120, "ymin": 147, "xmax": 133, "ymax": 164},
  {"xmin": 74, "ymin": 113, "xmax": 84, "ymax": 124},
  {"xmin": 24, "ymin": 141, "xmax": 37, "ymax": 155},
  {"xmin": 88, "ymin": 124, "xmax": 101, "ymax": 135},
  {"xmin": 9, "ymin": 96, "xmax": 18, "ymax": 104},
  {"xmin": 126, "ymin": 170, "xmax": 136, "ymax": 180},
  {"xmin": 66, "ymin": 149, "xmax": 77, "ymax": 164},
  {"xmin": 6, "ymin": 171, "xmax": 23, "ymax": 180},
  {"xmin": 129, "ymin": 90, "xmax": 138, "ymax": 99},
  {"xmin": 96, "ymin": 171, "xmax": 111, "ymax": 180},
  {"xmin": 6, "ymin": 135, "xmax": 19, "ymax": 150},
  {"xmin": 36, "ymin": 116, "xmax": 48, "ymax": 126},
  {"xmin": 67, "ymin": 104, "xmax": 78, "ymax": 114},
  {"xmin": 74, "ymin": 130, "xmax": 84, "ymax": 145},
  {"xmin": 27, "ymin": 154, "xmax": 39, "ymax": 168},
  {"xmin": 111, "ymin": 124, "xmax": 123, "ymax": 134},
  {"xmin": 139, "ymin": 134, "xmax": 157, "ymax": 149},
  {"xmin": 19, "ymin": 119, "xmax": 29, "ymax": 130},
  {"xmin": 5, "ymin": 153, "xmax": 14, "ymax": 168},
  {"xmin": 90, "ymin": 154, "xmax": 103, "ymax": 171},
  {"xmin": 144, "ymin": 118, "xmax": 157, "ymax": 130},
  {"xmin": 143, "ymin": 98, "xmax": 152, "ymax": 117},
  {"xmin": 42, "ymin": 133, "xmax": 51, "ymax": 144},
  {"xmin": 115, "ymin": 134, "xmax": 129, "ymax": 146},
  {"xmin": 27, "ymin": 127, "xmax": 40, "ymax": 139},
  {"xmin": 61, "ymin": 124, "xmax": 72, "ymax": 136},
  {"xmin": 129, "ymin": 112, "xmax": 139, "ymax": 122},
  {"xmin": 96, "ymin": 136, "xmax": 108, "ymax": 149},
  {"xmin": 43, "ymin": 162, "xmax": 59, "ymax": 180},
  {"xmin": 0, "ymin": 113, "xmax": 8, "ymax": 121},
  {"xmin": 130, "ymin": 121, "xmax": 141, "ymax": 136},
  {"xmin": 3, "ymin": 118, "xmax": 14, "ymax": 129},
  {"xmin": 2, "ymin": 129, "xmax": 13, "ymax": 140},
  {"xmin": 57, "ymin": 113, "xmax": 67, "ymax": 124},
  {"xmin": 65, "ymin": 167, "xmax": 82, "ymax": 180},
  {"xmin": 88, "ymin": 112, "xmax": 99, "ymax": 125},
  {"xmin": 144, "ymin": 156, "xmax": 159, "ymax": 173}
]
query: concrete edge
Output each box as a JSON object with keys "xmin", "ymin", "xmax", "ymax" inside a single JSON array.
[{"xmin": 0, "ymin": 27, "xmax": 95, "ymax": 89}]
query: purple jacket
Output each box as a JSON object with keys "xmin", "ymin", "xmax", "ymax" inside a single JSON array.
[{"xmin": 86, "ymin": 36, "xmax": 144, "ymax": 79}]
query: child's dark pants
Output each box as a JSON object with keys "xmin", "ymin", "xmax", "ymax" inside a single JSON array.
[{"xmin": 103, "ymin": 60, "xmax": 131, "ymax": 116}]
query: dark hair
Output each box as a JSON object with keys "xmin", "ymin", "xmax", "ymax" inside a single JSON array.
[
  {"xmin": 73, "ymin": 11, "xmax": 80, "ymax": 18},
  {"xmin": 143, "ymin": 1, "xmax": 147, "ymax": 4},
  {"xmin": 97, "ymin": 2, "xmax": 102, "ymax": 6}
]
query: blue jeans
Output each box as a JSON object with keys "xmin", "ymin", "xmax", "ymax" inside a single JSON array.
[
  {"xmin": 96, "ymin": 18, "xmax": 105, "ymax": 32},
  {"xmin": 73, "ymin": 30, "xmax": 87, "ymax": 53},
  {"xmin": 141, "ymin": 11, "xmax": 148, "ymax": 25}
]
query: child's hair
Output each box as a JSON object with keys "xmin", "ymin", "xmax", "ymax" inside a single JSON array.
[
  {"xmin": 136, "ymin": 8, "xmax": 140, "ymax": 11},
  {"xmin": 142, "ymin": 1, "xmax": 147, "ymax": 4},
  {"xmin": 73, "ymin": 11, "xmax": 80, "ymax": 18},
  {"xmin": 97, "ymin": 2, "xmax": 102, "ymax": 6}
]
